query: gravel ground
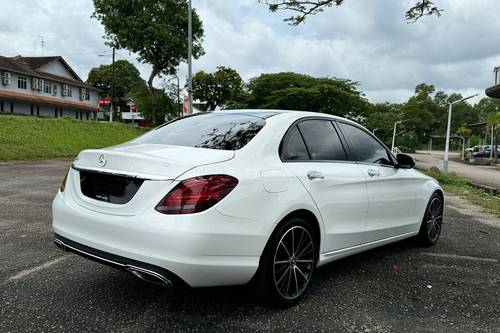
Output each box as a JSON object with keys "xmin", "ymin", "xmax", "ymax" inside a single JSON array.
[{"xmin": 1, "ymin": 159, "xmax": 499, "ymax": 333}]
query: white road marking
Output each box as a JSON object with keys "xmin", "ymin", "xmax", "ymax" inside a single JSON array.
[
  {"xmin": 9, "ymin": 256, "xmax": 67, "ymax": 281},
  {"xmin": 423, "ymin": 252, "xmax": 498, "ymax": 263}
]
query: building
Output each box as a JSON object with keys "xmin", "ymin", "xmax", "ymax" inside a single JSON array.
[
  {"xmin": 0, "ymin": 55, "xmax": 102, "ymax": 120},
  {"xmin": 485, "ymin": 66, "xmax": 500, "ymax": 98}
]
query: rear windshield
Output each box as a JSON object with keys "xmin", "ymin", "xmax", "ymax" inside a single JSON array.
[{"xmin": 131, "ymin": 113, "xmax": 266, "ymax": 150}]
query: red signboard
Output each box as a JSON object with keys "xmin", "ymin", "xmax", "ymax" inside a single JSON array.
[{"xmin": 99, "ymin": 98, "xmax": 111, "ymax": 106}]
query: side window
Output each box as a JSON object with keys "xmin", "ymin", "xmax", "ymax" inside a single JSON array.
[
  {"xmin": 297, "ymin": 120, "xmax": 347, "ymax": 161},
  {"xmin": 281, "ymin": 126, "xmax": 309, "ymax": 161},
  {"xmin": 339, "ymin": 122, "xmax": 392, "ymax": 165}
]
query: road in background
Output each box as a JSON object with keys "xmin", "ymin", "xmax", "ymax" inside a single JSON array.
[
  {"xmin": 1, "ymin": 160, "xmax": 500, "ymax": 332},
  {"xmin": 412, "ymin": 151, "xmax": 500, "ymax": 191}
]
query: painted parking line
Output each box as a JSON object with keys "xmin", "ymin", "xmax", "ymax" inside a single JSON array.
[
  {"xmin": 8, "ymin": 256, "xmax": 68, "ymax": 281},
  {"xmin": 422, "ymin": 252, "xmax": 498, "ymax": 263}
]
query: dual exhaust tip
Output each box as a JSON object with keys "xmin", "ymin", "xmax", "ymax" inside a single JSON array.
[{"xmin": 54, "ymin": 239, "xmax": 172, "ymax": 287}]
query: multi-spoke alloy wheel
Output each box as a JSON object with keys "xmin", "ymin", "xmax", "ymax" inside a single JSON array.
[
  {"xmin": 417, "ymin": 193, "xmax": 444, "ymax": 246},
  {"xmin": 255, "ymin": 217, "xmax": 316, "ymax": 306},
  {"xmin": 273, "ymin": 226, "xmax": 314, "ymax": 299},
  {"xmin": 426, "ymin": 197, "xmax": 443, "ymax": 242}
]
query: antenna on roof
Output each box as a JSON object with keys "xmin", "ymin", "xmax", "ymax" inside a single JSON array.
[{"xmin": 37, "ymin": 35, "xmax": 50, "ymax": 56}]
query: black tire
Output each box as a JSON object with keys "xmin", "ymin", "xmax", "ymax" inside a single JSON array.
[
  {"xmin": 417, "ymin": 192, "xmax": 444, "ymax": 246},
  {"xmin": 255, "ymin": 217, "xmax": 317, "ymax": 307}
]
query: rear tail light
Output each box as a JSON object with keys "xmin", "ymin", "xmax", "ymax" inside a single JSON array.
[
  {"xmin": 60, "ymin": 170, "xmax": 69, "ymax": 192},
  {"xmin": 155, "ymin": 175, "xmax": 238, "ymax": 214}
]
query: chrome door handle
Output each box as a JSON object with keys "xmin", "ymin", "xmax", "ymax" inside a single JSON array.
[
  {"xmin": 307, "ymin": 171, "xmax": 325, "ymax": 181},
  {"xmin": 367, "ymin": 169, "xmax": 380, "ymax": 177}
]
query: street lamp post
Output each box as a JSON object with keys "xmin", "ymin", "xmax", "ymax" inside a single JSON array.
[
  {"xmin": 443, "ymin": 94, "xmax": 478, "ymax": 174},
  {"xmin": 187, "ymin": 0, "xmax": 193, "ymax": 115},
  {"xmin": 391, "ymin": 120, "xmax": 404, "ymax": 153}
]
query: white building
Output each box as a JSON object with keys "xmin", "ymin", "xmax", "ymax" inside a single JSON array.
[{"xmin": 0, "ymin": 55, "xmax": 102, "ymax": 120}]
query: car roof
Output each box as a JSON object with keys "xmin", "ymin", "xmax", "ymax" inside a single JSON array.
[{"xmin": 214, "ymin": 109, "xmax": 351, "ymax": 122}]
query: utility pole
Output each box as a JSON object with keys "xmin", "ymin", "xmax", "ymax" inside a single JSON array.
[
  {"xmin": 443, "ymin": 94, "xmax": 478, "ymax": 174},
  {"xmin": 110, "ymin": 47, "xmax": 115, "ymax": 123},
  {"xmin": 187, "ymin": 0, "xmax": 193, "ymax": 115}
]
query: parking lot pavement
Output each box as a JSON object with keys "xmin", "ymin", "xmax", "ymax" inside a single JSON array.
[{"xmin": 1, "ymin": 160, "xmax": 500, "ymax": 333}]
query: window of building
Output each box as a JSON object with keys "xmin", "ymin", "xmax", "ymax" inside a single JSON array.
[
  {"xmin": 297, "ymin": 120, "xmax": 347, "ymax": 161},
  {"xmin": 63, "ymin": 84, "xmax": 72, "ymax": 97},
  {"xmin": 10, "ymin": 102, "xmax": 14, "ymax": 113},
  {"xmin": 44, "ymin": 80, "xmax": 52, "ymax": 94},
  {"xmin": 338, "ymin": 122, "xmax": 393, "ymax": 166},
  {"xmin": 53, "ymin": 84, "xmax": 58, "ymax": 96},
  {"xmin": 18, "ymin": 76, "xmax": 27, "ymax": 89},
  {"xmin": 80, "ymin": 88, "xmax": 90, "ymax": 101}
]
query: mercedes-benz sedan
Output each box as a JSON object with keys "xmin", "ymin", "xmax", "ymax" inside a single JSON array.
[{"xmin": 52, "ymin": 110, "xmax": 444, "ymax": 306}]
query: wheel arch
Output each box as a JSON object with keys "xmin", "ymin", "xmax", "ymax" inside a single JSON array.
[{"xmin": 258, "ymin": 209, "xmax": 322, "ymax": 268}]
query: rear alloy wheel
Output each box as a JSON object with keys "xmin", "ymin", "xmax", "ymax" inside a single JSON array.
[
  {"xmin": 256, "ymin": 218, "xmax": 316, "ymax": 306},
  {"xmin": 417, "ymin": 193, "xmax": 444, "ymax": 245}
]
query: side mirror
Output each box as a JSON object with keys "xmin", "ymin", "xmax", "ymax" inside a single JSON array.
[{"xmin": 396, "ymin": 153, "xmax": 415, "ymax": 169}]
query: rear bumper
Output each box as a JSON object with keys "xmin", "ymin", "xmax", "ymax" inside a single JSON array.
[
  {"xmin": 54, "ymin": 234, "xmax": 182, "ymax": 286},
  {"xmin": 52, "ymin": 192, "xmax": 268, "ymax": 287}
]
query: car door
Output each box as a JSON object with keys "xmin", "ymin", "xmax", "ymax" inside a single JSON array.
[
  {"xmin": 281, "ymin": 118, "xmax": 369, "ymax": 252},
  {"xmin": 336, "ymin": 121, "xmax": 417, "ymax": 242}
]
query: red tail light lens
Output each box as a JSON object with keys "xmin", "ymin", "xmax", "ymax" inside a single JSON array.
[
  {"xmin": 155, "ymin": 175, "xmax": 238, "ymax": 214},
  {"xmin": 60, "ymin": 170, "xmax": 69, "ymax": 192}
]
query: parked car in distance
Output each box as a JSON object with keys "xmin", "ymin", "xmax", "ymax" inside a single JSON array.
[
  {"xmin": 472, "ymin": 146, "xmax": 500, "ymax": 158},
  {"xmin": 52, "ymin": 110, "xmax": 444, "ymax": 306}
]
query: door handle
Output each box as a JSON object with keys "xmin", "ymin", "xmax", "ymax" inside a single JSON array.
[
  {"xmin": 367, "ymin": 169, "xmax": 380, "ymax": 177},
  {"xmin": 307, "ymin": 171, "xmax": 325, "ymax": 181}
]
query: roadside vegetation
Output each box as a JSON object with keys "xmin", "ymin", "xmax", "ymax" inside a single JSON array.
[
  {"xmin": 0, "ymin": 116, "xmax": 146, "ymax": 161},
  {"xmin": 421, "ymin": 167, "xmax": 500, "ymax": 217}
]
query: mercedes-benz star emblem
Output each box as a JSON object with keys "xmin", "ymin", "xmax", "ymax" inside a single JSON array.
[{"xmin": 98, "ymin": 154, "xmax": 107, "ymax": 167}]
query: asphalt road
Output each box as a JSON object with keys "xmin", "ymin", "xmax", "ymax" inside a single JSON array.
[
  {"xmin": 1, "ymin": 160, "xmax": 500, "ymax": 332},
  {"xmin": 411, "ymin": 152, "xmax": 500, "ymax": 191}
]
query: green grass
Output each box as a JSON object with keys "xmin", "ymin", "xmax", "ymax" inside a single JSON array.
[
  {"xmin": 420, "ymin": 166, "xmax": 500, "ymax": 218},
  {"xmin": 0, "ymin": 115, "xmax": 147, "ymax": 161}
]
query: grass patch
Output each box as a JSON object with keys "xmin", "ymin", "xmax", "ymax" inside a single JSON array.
[
  {"xmin": 0, "ymin": 115, "xmax": 146, "ymax": 161},
  {"xmin": 420, "ymin": 166, "xmax": 500, "ymax": 218}
]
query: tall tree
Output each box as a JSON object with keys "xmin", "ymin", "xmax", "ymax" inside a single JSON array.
[
  {"xmin": 244, "ymin": 72, "xmax": 367, "ymax": 119},
  {"xmin": 92, "ymin": 0, "xmax": 204, "ymax": 92},
  {"xmin": 87, "ymin": 59, "xmax": 146, "ymax": 99},
  {"xmin": 261, "ymin": 0, "xmax": 443, "ymax": 25},
  {"xmin": 192, "ymin": 66, "xmax": 244, "ymax": 111}
]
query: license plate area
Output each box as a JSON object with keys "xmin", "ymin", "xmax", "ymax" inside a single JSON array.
[{"xmin": 79, "ymin": 170, "xmax": 144, "ymax": 204}]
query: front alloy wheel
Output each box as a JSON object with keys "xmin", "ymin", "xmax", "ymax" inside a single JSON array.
[{"xmin": 418, "ymin": 193, "xmax": 444, "ymax": 245}]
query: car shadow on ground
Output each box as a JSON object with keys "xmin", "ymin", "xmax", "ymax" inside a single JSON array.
[{"xmin": 84, "ymin": 237, "xmax": 420, "ymax": 312}]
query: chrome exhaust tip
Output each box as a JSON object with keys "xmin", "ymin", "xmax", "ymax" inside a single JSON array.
[
  {"xmin": 54, "ymin": 239, "xmax": 66, "ymax": 251},
  {"xmin": 126, "ymin": 266, "xmax": 172, "ymax": 287}
]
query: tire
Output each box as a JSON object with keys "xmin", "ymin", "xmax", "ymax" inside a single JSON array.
[
  {"xmin": 417, "ymin": 192, "xmax": 444, "ymax": 246},
  {"xmin": 255, "ymin": 217, "xmax": 317, "ymax": 307}
]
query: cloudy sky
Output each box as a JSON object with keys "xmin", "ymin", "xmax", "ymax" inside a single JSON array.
[{"xmin": 1, "ymin": 0, "xmax": 499, "ymax": 104}]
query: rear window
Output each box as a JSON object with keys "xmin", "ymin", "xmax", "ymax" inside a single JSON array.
[{"xmin": 132, "ymin": 113, "xmax": 265, "ymax": 150}]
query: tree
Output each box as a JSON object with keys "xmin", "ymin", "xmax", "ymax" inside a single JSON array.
[
  {"xmin": 93, "ymin": 0, "xmax": 205, "ymax": 123},
  {"xmin": 133, "ymin": 84, "xmax": 177, "ymax": 125},
  {"xmin": 244, "ymin": 72, "xmax": 367, "ymax": 119},
  {"xmin": 261, "ymin": 0, "xmax": 443, "ymax": 25},
  {"xmin": 86, "ymin": 60, "xmax": 146, "ymax": 99},
  {"xmin": 192, "ymin": 66, "xmax": 244, "ymax": 111}
]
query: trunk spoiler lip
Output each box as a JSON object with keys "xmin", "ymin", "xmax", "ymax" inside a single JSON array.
[{"xmin": 71, "ymin": 164, "xmax": 174, "ymax": 181}]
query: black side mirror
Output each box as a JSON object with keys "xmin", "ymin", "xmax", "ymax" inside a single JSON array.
[{"xmin": 396, "ymin": 153, "xmax": 415, "ymax": 169}]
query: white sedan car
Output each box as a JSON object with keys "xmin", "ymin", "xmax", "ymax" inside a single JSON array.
[{"xmin": 53, "ymin": 110, "xmax": 444, "ymax": 306}]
